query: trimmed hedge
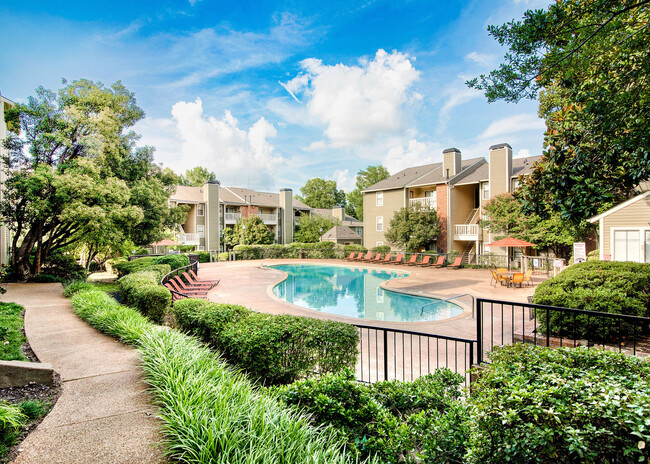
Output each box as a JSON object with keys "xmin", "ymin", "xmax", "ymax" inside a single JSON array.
[
  {"xmin": 171, "ymin": 299, "xmax": 359, "ymax": 385},
  {"xmin": 233, "ymin": 242, "xmax": 367, "ymax": 260},
  {"xmin": 119, "ymin": 270, "xmax": 171, "ymax": 324},
  {"xmin": 113, "ymin": 254, "xmax": 191, "ymax": 277},
  {"xmin": 151, "ymin": 254, "xmax": 190, "ymax": 270},
  {"xmin": 533, "ymin": 261, "xmax": 650, "ymax": 339},
  {"xmin": 198, "ymin": 251, "xmax": 211, "ymax": 263}
]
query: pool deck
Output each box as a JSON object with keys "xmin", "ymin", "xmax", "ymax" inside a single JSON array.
[{"xmin": 198, "ymin": 259, "xmax": 544, "ymax": 340}]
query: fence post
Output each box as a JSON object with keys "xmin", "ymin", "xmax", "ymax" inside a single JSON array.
[
  {"xmin": 476, "ymin": 299, "xmax": 483, "ymax": 364},
  {"xmin": 383, "ymin": 330, "xmax": 389, "ymax": 381}
]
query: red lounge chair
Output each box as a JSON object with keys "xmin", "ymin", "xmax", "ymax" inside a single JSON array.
[
  {"xmin": 182, "ymin": 272, "xmax": 217, "ymax": 289},
  {"xmin": 378, "ymin": 253, "xmax": 392, "ymax": 264},
  {"xmin": 370, "ymin": 254, "xmax": 383, "ymax": 263},
  {"xmin": 359, "ymin": 251, "xmax": 373, "ymax": 261},
  {"xmin": 168, "ymin": 279, "xmax": 208, "ymax": 296},
  {"xmin": 448, "ymin": 257, "xmax": 463, "ymax": 269},
  {"xmin": 387, "ymin": 254, "xmax": 403, "ymax": 265},
  {"xmin": 174, "ymin": 276, "xmax": 212, "ymax": 293},
  {"xmin": 189, "ymin": 269, "xmax": 219, "ymax": 285},
  {"xmin": 431, "ymin": 256, "xmax": 445, "ymax": 268},
  {"xmin": 164, "ymin": 283, "xmax": 186, "ymax": 301},
  {"xmin": 350, "ymin": 252, "xmax": 364, "ymax": 261},
  {"xmin": 404, "ymin": 255, "xmax": 418, "ymax": 265},
  {"xmin": 343, "ymin": 252, "xmax": 356, "ymax": 261},
  {"xmin": 417, "ymin": 256, "xmax": 432, "ymax": 267}
]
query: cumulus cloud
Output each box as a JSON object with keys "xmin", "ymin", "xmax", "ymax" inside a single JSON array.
[
  {"xmin": 465, "ymin": 51, "xmax": 495, "ymax": 67},
  {"xmin": 281, "ymin": 49, "xmax": 420, "ymax": 147},
  {"xmin": 166, "ymin": 98, "xmax": 284, "ymax": 188},
  {"xmin": 479, "ymin": 113, "xmax": 546, "ymax": 140},
  {"xmin": 383, "ymin": 139, "xmax": 441, "ymax": 173}
]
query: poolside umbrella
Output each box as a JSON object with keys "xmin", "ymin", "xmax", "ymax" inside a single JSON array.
[
  {"xmin": 150, "ymin": 238, "xmax": 181, "ymax": 254},
  {"xmin": 486, "ymin": 237, "xmax": 536, "ymax": 270}
]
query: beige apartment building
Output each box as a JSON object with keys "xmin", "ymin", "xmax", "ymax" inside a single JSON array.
[
  {"xmin": 169, "ymin": 184, "xmax": 311, "ymax": 252},
  {"xmin": 363, "ymin": 143, "xmax": 540, "ymax": 261}
]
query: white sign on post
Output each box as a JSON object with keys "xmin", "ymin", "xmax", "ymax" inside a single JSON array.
[{"xmin": 573, "ymin": 242, "xmax": 587, "ymax": 263}]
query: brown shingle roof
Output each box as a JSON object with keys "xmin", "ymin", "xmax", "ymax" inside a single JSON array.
[
  {"xmin": 321, "ymin": 226, "xmax": 362, "ymax": 241},
  {"xmin": 170, "ymin": 185, "xmax": 204, "ymax": 203},
  {"xmin": 409, "ymin": 157, "xmax": 484, "ymax": 187},
  {"xmin": 311, "ymin": 208, "xmax": 363, "ymax": 227}
]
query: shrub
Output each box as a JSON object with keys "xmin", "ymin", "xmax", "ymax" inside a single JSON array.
[
  {"xmin": 133, "ymin": 248, "xmax": 150, "ymax": 255},
  {"xmin": 0, "ymin": 402, "xmax": 27, "ymax": 458},
  {"xmin": 198, "ymin": 251, "xmax": 211, "ymax": 263},
  {"xmin": 27, "ymin": 274, "xmax": 64, "ymax": 283},
  {"xmin": 233, "ymin": 242, "xmax": 352, "ymax": 260},
  {"xmin": 118, "ymin": 271, "xmax": 171, "ymax": 324},
  {"xmin": 586, "ymin": 249, "xmax": 600, "ymax": 261},
  {"xmin": 371, "ymin": 245, "xmax": 390, "ymax": 253},
  {"xmin": 533, "ymin": 261, "xmax": 650, "ymax": 339},
  {"xmin": 171, "ymin": 299, "xmax": 359, "ymax": 385},
  {"xmin": 40, "ymin": 250, "xmax": 86, "ymax": 280},
  {"xmin": 466, "ymin": 344, "xmax": 650, "ymax": 464},
  {"xmin": 113, "ymin": 257, "xmax": 156, "ymax": 277},
  {"xmin": 152, "ymin": 254, "xmax": 190, "ymax": 270},
  {"xmin": 272, "ymin": 368, "xmax": 466, "ymax": 463}
]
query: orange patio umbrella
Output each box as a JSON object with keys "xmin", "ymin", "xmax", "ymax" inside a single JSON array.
[
  {"xmin": 150, "ymin": 238, "xmax": 181, "ymax": 254},
  {"xmin": 486, "ymin": 237, "xmax": 537, "ymax": 270}
]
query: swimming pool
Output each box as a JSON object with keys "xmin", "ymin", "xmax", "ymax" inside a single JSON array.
[{"xmin": 270, "ymin": 264, "xmax": 463, "ymax": 322}]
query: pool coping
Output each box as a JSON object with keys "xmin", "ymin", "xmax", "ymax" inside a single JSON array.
[{"xmin": 263, "ymin": 262, "xmax": 473, "ymax": 325}]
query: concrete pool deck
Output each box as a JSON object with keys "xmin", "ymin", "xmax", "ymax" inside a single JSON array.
[{"xmin": 198, "ymin": 259, "xmax": 545, "ymax": 340}]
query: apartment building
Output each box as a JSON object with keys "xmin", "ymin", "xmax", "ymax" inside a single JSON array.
[
  {"xmin": 0, "ymin": 93, "xmax": 15, "ymax": 266},
  {"xmin": 169, "ymin": 183, "xmax": 311, "ymax": 251},
  {"xmin": 363, "ymin": 143, "xmax": 541, "ymax": 260}
]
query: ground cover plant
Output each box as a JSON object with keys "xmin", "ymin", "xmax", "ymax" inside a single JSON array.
[
  {"xmin": 0, "ymin": 303, "xmax": 27, "ymax": 362},
  {"xmin": 70, "ymin": 289, "xmax": 370, "ymax": 464},
  {"xmin": 533, "ymin": 261, "xmax": 650, "ymax": 339},
  {"xmin": 233, "ymin": 242, "xmax": 366, "ymax": 260},
  {"xmin": 171, "ymin": 298, "xmax": 359, "ymax": 385}
]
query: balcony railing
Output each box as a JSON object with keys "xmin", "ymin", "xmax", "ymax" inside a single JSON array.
[
  {"xmin": 453, "ymin": 224, "xmax": 479, "ymax": 241},
  {"xmin": 225, "ymin": 213, "xmax": 241, "ymax": 223},
  {"xmin": 258, "ymin": 213, "xmax": 277, "ymax": 224},
  {"xmin": 177, "ymin": 233, "xmax": 199, "ymax": 245},
  {"xmin": 409, "ymin": 197, "xmax": 436, "ymax": 208}
]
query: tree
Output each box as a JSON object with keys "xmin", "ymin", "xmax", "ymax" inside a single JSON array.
[
  {"xmin": 1, "ymin": 79, "xmax": 184, "ymax": 279},
  {"xmin": 346, "ymin": 165, "xmax": 390, "ymax": 220},
  {"xmin": 296, "ymin": 178, "xmax": 346, "ymax": 209},
  {"xmin": 384, "ymin": 204, "xmax": 441, "ymax": 251},
  {"xmin": 227, "ymin": 215, "xmax": 274, "ymax": 246},
  {"xmin": 480, "ymin": 194, "xmax": 589, "ymax": 258},
  {"xmin": 467, "ymin": 0, "xmax": 650, "ymax": 223},
  {"xmin": 178, "ymin": 166, "xmax": 217, "ymax": 187},
  {"xmin": 294, "ymin": 213, "xmax": 340, "ymax": 243}
]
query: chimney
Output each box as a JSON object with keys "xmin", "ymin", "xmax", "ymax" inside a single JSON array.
[
  {"xmin": 279, "ymin": 188, "xmax": 293, "ymax": 245},
  {"xmin": 488, "ymin": 143, "xmax": 513, "ymax": 197},
  {"xmin": 332, "ymin": 206, "xmax": 345, "ymax": 222},
  {"xmin": 443, "ymin": 148, "xmax": 462, "ymax": 179},
  {"xmin": 203, "ymin": 180, "xmax": 220, "ymax": 252}
]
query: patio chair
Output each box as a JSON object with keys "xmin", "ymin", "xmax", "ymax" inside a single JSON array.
[
  {"xmin": 182, "ymin": 272, "xmax": 218, "ymax": 289},
  {"xmin": 431, "ymin": 256, "xmax": 445, "ymax": 268},
  {"xmin": 511, "ymin": 272, "xmax": 525, "ymax": 288},
  {"xmin": 404, "ymin": 254, "xmax": 418, "ymax": 265},
  {"xmin": 361, "ymin": 252, "xmax": 376, "ymax": 261},
  {"xmin": 188, "ymin": 269, "xmax": 219, "ymax": 286},
  {"xmin": 378, "ymin": 253, "xmax": 392, "ymax": 264},
  {"xmin": 174, "ymin": 275, "xmax": 212, "ymax": 293},
  {"xmin": 343, "ymin": 252, "xmax": 356, "ymax": 261},
  {"xmin": 448, "ymin": 257, "xmax": 463, "ymax": 269},
  {"xmin": 369, "ymin": 253, "xmax": 383, "ymax": 263},
  {"xmin": 168, "ymin": 279, "xmax": 208, "ymax": 296},
  {"xmin": 491, "ymin": 269, "xmax": 511, "ymax": 287},
  {"xmin": 417, "ymin": 255, "xmax": 432, "ymax": 267},
  {"xmin": 349, "ymin": 252, "xmax": 363, "ymax": 261},
  {"xmin": 387, "ymin": 253, "xmax": 403, "ymax": 265},
  {"xmin": 164, "ymin": 283, "xmax": 187, "ymax": 301},
  {"xmin": 523, "ymin": 269, "xmax": 534, "ymax": 287},
  {"xmin": 496, "ymin": 267, "xmax": 508, "ymax": 274}
]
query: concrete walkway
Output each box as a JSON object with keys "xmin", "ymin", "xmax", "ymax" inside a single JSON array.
[{"xmin": 4, "ymin": 283, "xmax": 166, "ymax": 464}]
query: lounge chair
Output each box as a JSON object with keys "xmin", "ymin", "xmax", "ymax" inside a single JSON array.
[
  {"xmin": 523, "ymin": 269, "xmax": 534, "ymax": 287},
  {"xmin": 168, "ymin": 279, "xmax": 208, "ymax": 296},
  {"xmin": 417, "ymin": 255, "xmax": 432, "ymax": 267},
  {"xmin": 174, "ymin": 275, "xmax": 212, "ymax": 293},
  {"xmin": 164, "ymin": 283, "xmax": 187, "ymax": 301},
  {"xmin": 343, "ymin": 252, "xmax": 356, "ymax": 261},
  {"xmin": 361, "ymin": 252, "xmax": 376, "ymax": 261},
  {"xmin": 431, "ymin": 256, "xmax": 445, "ymax": 268},
  {"xmin": 386, "ymin": 253, "xmax": 403, "ymax": 265},
  {"xmin": 511, "ymin": 272, "xmax": 524, "ymax": 287},
  {"xmin": 404, "ymin": 254, "xmax": 418, "ymax": 265},
  {"xmin": 369, "ymin": 253, "xmax": 383, "ymax": 263},
  {"xmin": 378, "ymin": 253, "xmax": 392, "ymax": 264},
  {"xmin": 189, "ymin": 269, "xmax": 219, "ymax": 286},
  {"xmin": 182, "ymin": 272, "xmax": 218, "ymax": 289},
  {"xmin": 448, "ymin": 257, "xmax": 463, "ymax": 269}
]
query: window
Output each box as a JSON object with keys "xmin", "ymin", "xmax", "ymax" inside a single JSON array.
[
  {"xmin": 376, "ymin": 241, "xmax": 383, "ymax": 247},
  {"xmin": 482, "ymin": 182, "xmax": 490, "ymax": 200},
  {"xmin": 376, "ymin": 216, "xmax": 383, "ymax": 232},
  {"xmin": 197, "ymin": 204, "xmax": 205, "ymax": 216},
  {"xmin": 376, "ymin": 192, "xmax": 383, "ymax": 206},
  {"xmin": 197, "ymin": 246, "xmax": 204, "ymax": 251},
  {"xmin": 197, "ymin": 225, "xmax": 205, "ymax": 239},
  {"xmin": 613, "ymin": 230, "xmax": 641, "ymax": 262}
]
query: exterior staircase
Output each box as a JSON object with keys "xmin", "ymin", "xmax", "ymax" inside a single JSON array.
[
  {"xmin": 465, "ymin": 208, "xmax": 479, "ymax": 224},
  {"xmin": 461, "ymin": 242, "xmax": 475, "ymax": 264}
]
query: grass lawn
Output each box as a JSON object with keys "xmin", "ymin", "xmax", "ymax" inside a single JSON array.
[{"xmin": 0, "ymin": 302, "xmax": 27, "ymax": 362}]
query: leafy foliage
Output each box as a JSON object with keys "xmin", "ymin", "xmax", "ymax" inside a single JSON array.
[
  {"xmin": 177, "ymin": 166, "xmax": 217, "ymax": 187},
  {"xmin": 296, "ymin": 178, "xmax": 346, "ymax": 209},
  {"xmin": 468, "ymin": 1, "xmax": 650, "ymax": 222},
  {"xmin": 223, "ymin": 215, "xmax": 274, "ymax": 246},
  {"xmin": 118, "ymin": 270, "xmax": 172, "ymax": 323},
  {"xmin": 346, "ymin": 165, "xmax": 390, "ymax": 220},
  {"xmin": 233, "ymin": 242, "xmax": 364, "ymax": 260},
  {"xmin": 294, "ymin": 212, "xmax": 340, "ymax": 243},
  {"xmin": 384, "ymin": 203, "xmax": 441, "ymax": 251}
]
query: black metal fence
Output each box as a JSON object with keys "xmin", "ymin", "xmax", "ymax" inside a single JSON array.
[
  {"xmin": 476, "ymin": 298, "xmax": 650, "ymax": 364},
  {"xmin": 354, "ymin": 324, "xmax": 476, "ymax": 386}
]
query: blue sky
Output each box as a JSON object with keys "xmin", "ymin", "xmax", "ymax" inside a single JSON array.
[{"xmin": 0, "ymin": 0, "xmax": 551, "ymax": 192}]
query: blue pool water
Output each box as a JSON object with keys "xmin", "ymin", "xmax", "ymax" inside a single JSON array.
[{"xmin": 270, "ymin": 264, "xmax": 463, "ymax": 322}]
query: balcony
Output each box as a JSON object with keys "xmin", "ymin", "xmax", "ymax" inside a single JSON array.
[
  {"xmin": 453, "ymin": 224, "xmax": 479, "ymax": 241},
  {"xmin": 177, "ymin": 233, "xmax": 199, "ymax": 245},
  {"xmin": 409, "ymin": 197, "xmax": 436, "ymax": 209},
  {"xmin": 257, "ymin": 213, "xmax": 277, "ymax": 224},
  {"xmin": 225, "ymin": 213, "xmax": 241, "ymax": 224}
]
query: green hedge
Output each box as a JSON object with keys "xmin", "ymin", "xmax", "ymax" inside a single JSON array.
[
  {"xmin": 118, "ymin": 270, "xmax": 171, "ymax": 324},
  {"xmin": 69, "ymin": 289, "xmax": 365, "ymax": 464},
  {"xmin": 171, "ymin": 299, "xmax": 359, "ymax": 385},
  {"xmin": 466, "ymin": 344, "xmax": 650, "ymax": 464},
  {"xmin": 114, "ymin": 254, "xmax": 191, "ymax": 277},
  {"xmin": 272, "ymin": 368, "xmax": 466, "ymax": 463},
  {"xmin": 151, "ymin": 254, "xmax": 190, "ymax": 270},
  {"xmin": 233, "ymin": 242, "xmax": 367, "ymax": 260},
  {"xmin": 533, "ymin": 261, "xmax": 650, "ymax": 339},
  {"xmin": 198, "ymin": 251, "xmax": 211, "ymax": 263}
]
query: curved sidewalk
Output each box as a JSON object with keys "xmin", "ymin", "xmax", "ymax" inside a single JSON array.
[{"xmin": 5, "ymin": 283, "xmax": 166, "ymax": 464}]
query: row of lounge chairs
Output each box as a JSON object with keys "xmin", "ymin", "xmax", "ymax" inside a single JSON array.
[
  {"xmin": 163, "ymin": 269, "xmax": 220, "ymax": 301},
  {"xmin": 343, "ymin": 252, "xmax": 462, "ymax": 268}
]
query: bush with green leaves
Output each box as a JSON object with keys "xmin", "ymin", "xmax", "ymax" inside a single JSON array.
[
  {"xmin": 118, "ymin": 270, "xmax": 171, "ymax": 324},
  {"xmin": 371, "ymin": 245, "xmax": 390, "ymax": 253},
  {"xmin": 272, "ymin": 368, "xmax": 466, "ymax": 463},
  {"xmin": 466, "ymin": 344, "xmax": 650, "ymax": 464},
  {"xmin": 197, "ymin": 251, "xmax": 211, "ymax": 263},
  {"xmin": 171, "ymin": 298, "xmax": 359, "ymax": 385},
  {"xmin": 69, "ymin": 289, "xmax": 368, "ymax": 464},
  {"xmin": 533, "ymin": 261, "xmax": 650, "ymax": 339},
  {"xmin": 113, "ymin": 257, "xmax": 156, "ymax": 276},
  {"xmin": 152, "ymin": 254, "xmax": 190, "ymax": 270},
  {"xmin": 233, "ymin": 241, "xmax": 360, "ymax": 260}
]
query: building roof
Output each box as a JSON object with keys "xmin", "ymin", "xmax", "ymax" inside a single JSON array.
[
  {"xmin": 170, "ymin": 185, "xmax": 311, "ymax": 210},
  {"xmin": 311, "ymin": 208, "xmax": 363, "ymax": 227},
  {"xmin": 363, "ymin": 162, "xmax": 441, "ymax": 192},
  {"xmin": 321, "ymin": 225, "xmax": 362, "ymax": 241},
  {"xmin": 408, "ymin": 157, "xmax": 484, "ymax": 187},
  {"xmin": 512, "ymin": 155, "xmax": 542, "ymax": 177},
  {"xmin": 588, "ymin": 190, "xmax": 650, "ymax": 223},
  {"xmin": 170, "ymin": 185, "xmax": 204, "ymax": 203}
]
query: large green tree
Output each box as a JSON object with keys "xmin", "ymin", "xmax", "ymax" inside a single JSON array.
[
  {"xmin": 294, "ymin": 213, "xmax": 340, "ymax": 243},
  {"xmin": 223, "ymin": 215, "xmax": 274, "ymax": 246},
  {"xmin": 178, "ymin": 166, "xmax": 217, "ymax": 187},
  {"xmin": 468, "ymin": 0, "xmax": 650, "ymax": 223},
  {"xmin": 346, "ymin": 165, "xmax": 390, "ymax": 220},
  {"xmin": 384, "ymin": 204, "xmax": 441, "ymax": 251},
  {"xmin": 296, "ymin": 178, "xmax": 346, "ymax": 209},
  {"xmin": 2, "ymin": 79, "xmax": 184, "ymax": 279}
]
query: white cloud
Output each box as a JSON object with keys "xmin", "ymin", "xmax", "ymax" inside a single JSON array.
[
  {"xmin": 383, "ymin": 139, "xmax": 442, "ymax": 173},
  {"xmin": 331, "ymin": 169, "xmax": 355, "ymax": 193},
  {"xmin": 465, "ymin": 51, "xmax": 495, "ymax": 67},
  {"xmin": 479, "ymin": 113, "xmax": 546, "ymax": 140},
  {"xmin": 146, "ymin": 98, "xmax": 285, "ymax": 189},
  {"xmin": 439, "ymin": 87, "xmax": 483, "ymax": 123},
  {"xmin": 281, "ymin": 49, "xmax": 420, "ymax": 147},
  {"xmin": 517, "ymin": 148, "xmax": 532, "ymax": 158},
  {"xmin": 304, "ymin": 140, "xmax": 327, "ymax": 151}
]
